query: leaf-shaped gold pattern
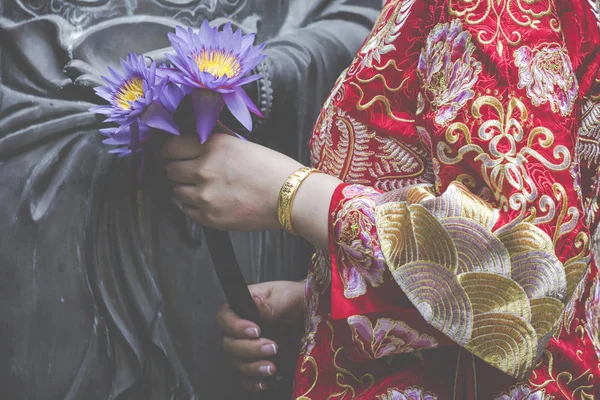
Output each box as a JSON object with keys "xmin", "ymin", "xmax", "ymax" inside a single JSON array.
[
  {"xmin": 564, "ymin": 259, "xmax": 588, "ymax": 299},
  {"xmin": 511, "ymin": 251, "xmax": 566, "ymax": 300},
  {"xmin": 467, "ymin": 313, "xmax": 537, "ymax": 380},
  {"xmin": 422, "ymin": 183, "xmax": 498, "ymax": 229},
  {"xmin": 377, "ymin": 203, "xmax": 457, "ymax": 270},
  {"xmin": 421, "ymin": 184, "xmax": 463, "ymax": 219},
  {"xmin": 391, "ymin": 261, "xmax": 473, "ymax": 345},
  {"xmin": 408, "ymin": 204, "xmax": 458, "ymax": 269},
  {"xmin": 458, "ymin": 272, "xmax": 530, "ymax": 320},
  {"xmin": 529, "ymin": 297, "xmax": 564, "ymax": 338},
  {"xmin": 443, "ymin": 217, "xmax": 511, "ymax": 275},
  {"xmin": 406, "ymin": 186, "xmax": 435, "ymax": 205},
  {"xmin": 496, "ymin": 223, "xmax": 554, "ymax": 256},
  {"xmin": 452, "ymin": 182, "xmax": 499, "ymax": 229},
  {"xmin": 373, "ymin": 181, "xmax": 588, "ymax": 379},
  {"xmin": 376, "ymin": 202, "xmax": 415, "ymax": 270}
]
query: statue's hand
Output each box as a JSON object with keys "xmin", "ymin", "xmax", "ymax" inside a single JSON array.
[
  {"xmin": 216, "ymin": 280, "xmax": 305, "ymax": 393},
  {"xmin": 64, "ymin": 59, "xmax": 104, "ymax": 88}
]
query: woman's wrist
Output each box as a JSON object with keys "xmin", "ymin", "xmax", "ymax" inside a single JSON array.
[{"xmin": 289, "ymin": 172, "xmax": 342, "ymax": 251}]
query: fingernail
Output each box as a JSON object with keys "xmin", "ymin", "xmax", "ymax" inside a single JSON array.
[
  {"xmin": 245, "ymin": 327, "xmax": 259, "ymax": 338},
  {"xmin": 259, "ymin": 365, "xmax": 273, "ymax": 376},
  {"xmin": 256, "ymin": 382, "xmax": 266, "ymax": 391},
  {"xmin": 261, "ymin": 343, "xmax": 277, "ymax": 356}
]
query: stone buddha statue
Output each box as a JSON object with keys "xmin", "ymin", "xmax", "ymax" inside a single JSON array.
[{"xmin": 0, "ymin": 0, "xmax": 379, "ymax": 398}]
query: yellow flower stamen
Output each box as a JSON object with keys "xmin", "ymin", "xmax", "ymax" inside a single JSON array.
[
  {"xmin": 115, "ymin": 77, "xmax": 144, "ymax": 110},
  {"xmin": 194, "ymin": 49, "xmax": 241, "ymax": 79}
]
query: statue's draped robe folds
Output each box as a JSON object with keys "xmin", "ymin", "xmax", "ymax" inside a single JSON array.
[
  {"xmin": 293, "ymin": 0, "xmax": 600, "ymax": 398},
  {"xmin": 0, "ymin": 1, "xmax": 380, "ymax": 398}
]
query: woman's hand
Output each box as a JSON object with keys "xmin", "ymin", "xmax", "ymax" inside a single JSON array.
[
  {"xmin": 163, "ymin": 133, "xmax": 303, "ymax": 231},
  {"xmin": 163, "ymin": 132, "xmax": 341, "ymax": 250},
  {"xmin": 216, "ymin": 280, "xmax": 305, "ymax": 393}
]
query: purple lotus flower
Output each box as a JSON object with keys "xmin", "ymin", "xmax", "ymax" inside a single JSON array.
[
  {"xmin": 165, "ymin": 21, "xmax": 266, "ymax": 142},
  {"xmin": 90, "ymin": 52, "xmax": 180, "ymax": 157}
]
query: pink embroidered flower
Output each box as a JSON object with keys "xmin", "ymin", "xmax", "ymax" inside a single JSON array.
[
  {"xmin": 513, "ymin": 44, "xmax": 578, "ymax": 116},
  {"xmin": 348, "ymin": 315, "xmax": 439, "ymax": 359},
  {"xmin": 495, "ymin": 384, "xmax": 549, "ymax": 400},
  {"xmin": 378, "ymin": 386, "xmax": 438, "ymax": 400},
  {"xmin": 585, "ymin": 275, "xmax": 600, "ymax": 361},
  {"xmin": 417, "ymin": 19, "xmax": 482, "ymax": 126},
  {"xmin": 334, "ymin": 186, "xmax": 386, "ymax": 298}
]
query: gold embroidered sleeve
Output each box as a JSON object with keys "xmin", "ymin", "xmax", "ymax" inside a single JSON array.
[{"xmin": 375, "ymin": 182, "xmax": 587, "ymax": 379}]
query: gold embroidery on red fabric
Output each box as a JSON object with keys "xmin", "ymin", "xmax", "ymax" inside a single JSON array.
[
  {"xmin": 350, "ymin": 82, "xmax": 416, "ymax": 123},
  {"xmin": 577, "ymin": 97, "xmax": 600, "ymax": 222},
  {"xmin": 326, "ymin": 321, "xmax": 374, "ymax": 399},
  {"xmin": 374, "ymin": 59, "xmax": 402, "ymax": 72},
  {"xmin": 374, "ymin": 182, "xmax": 587, "ymax": 379},
  {"xmin": 370, "ymin": 136, "xmax": 433, "ymax": 191},
  {"xmin": 530, "ymin": 350, "xmax": 595, "ymax": 399},
  {"xmin": 448, "ymin": 0, "xmax": 561, "ymax": 56},
  {"xmin": 316, "ymin": 108, "xmax": 375, "ymax": 183},
  {"xmin": 437, "ymin": 95, "xmax": 571, "ymax": 210},
  {"xmin": 552, "ymin": 183, "xmax": 580, "ymax": 246},
  {"xmin": 295, "ymin": 356, "xmax": 319, "ymax": 400},
  {"xmin": 558, "ymin": 233, "xmax": 590, "ymax": 336},
  {"xmin": 513, "ymin": 44, "xmax": 578, "ymax": 117},
  {"xmin": 352, "ymin": 0, "xmax": 416, "ymax": 73},
  {"xmin": 314, "ymin": 105, "xmax": 430, "ymax": 189},
  {"xmin": 311, "ymin": 69, "xmax": 347, "ymax": 170},
  {"xmin": 356, "ymin": 74, "xmax": 409, "ymax": 93}
]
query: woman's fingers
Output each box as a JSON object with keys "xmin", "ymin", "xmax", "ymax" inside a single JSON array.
[
  {"xmin": 240, "ymin": 377, "xmax": 268, "ymax": 393},
  {"xmin": 216, "ymin": 303, "xmax": 261, "ymax": 339},
  {"xmin": 163, "ymin": 135, "xmax": 204, "ymax": 160},
  {"xmin": 222, "ymin": 336, "xmax": 278, "ymax": 359},
  {"xmin": 172, "ymin": 184, "xmax": 197, "ymax": 204},
  {"xmin": 232, "ymin": 358, "xmax": 277, "ymax": 378},
  {"xmin": 166, "ymin": 160, "xmax": 200, "ymax": 184}
]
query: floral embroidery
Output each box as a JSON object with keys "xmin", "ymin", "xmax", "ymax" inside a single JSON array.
[
  {"xmin": 585, "ymin": 274, "xmax": 600, "ymax": 361},
  {"xmin": 449, "ymin": 0, "xmax": 561, "ymax": 56},
  {"xmin": 513, "ymin": 44, "xmax": 578, "ymax": 116},
  {"xmin": 375, "ymin": 182, "xmax": 581, "ymax": 379},
  {"xmin": 495, "ymin": 384, "xmax": 550, "ymax": 400},
  {"xmin": 417, "ymin": 19, "xmax": 482, "ymax": 126},
  {"xmin": 302, "ymin": 274, "xmax": 322, "ymax": 359},
  {"xmin": 377, "ymin": 386, "xmax": 438, "ymax": 400},
  {"xmin": 334, "ymin": 186, "xmax": 386, "ymax": 298},
  {"xmin": 438, "ymin": 95, "xmax": 571, "ymax": 210},
  {"xmin": 348, "ymin": 315, "xmax": 439, "ymax": 359}
]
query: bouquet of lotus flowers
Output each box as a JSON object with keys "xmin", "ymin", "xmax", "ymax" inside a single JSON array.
[{"xmin": 90, "ymin": 21, "xmax": 266, "ymax": 324}]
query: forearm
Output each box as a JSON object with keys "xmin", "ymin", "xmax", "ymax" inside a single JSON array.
[{"xmin": 291, "ymin": 173, "xmax": 341, "ymax": 252}]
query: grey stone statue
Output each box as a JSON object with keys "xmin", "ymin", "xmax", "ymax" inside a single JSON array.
[{"xmin": 0, "ymin": 0, "xmax": 380, "ymax": 398}]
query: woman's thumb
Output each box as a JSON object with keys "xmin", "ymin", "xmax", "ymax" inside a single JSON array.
[{"xmin": 251, "ymin": 294, "xmax": 277, "ymax": 322}]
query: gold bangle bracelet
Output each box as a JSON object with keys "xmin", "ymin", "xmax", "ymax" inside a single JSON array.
[{"xmin": 277, "ymin": 167, "xmax": 320, "ymax": 235}]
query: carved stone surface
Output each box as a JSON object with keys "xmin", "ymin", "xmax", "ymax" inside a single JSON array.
[{"xmin": 0, "ymin": 0, "xmax": 379, "ymax": 398}]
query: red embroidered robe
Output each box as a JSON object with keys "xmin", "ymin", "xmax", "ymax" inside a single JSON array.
[{"xmin": 292, "ymin": 0, "xmax": 600, "ymax": 398}]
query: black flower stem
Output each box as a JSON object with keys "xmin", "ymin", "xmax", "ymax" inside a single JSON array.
[{"xmin": 202, "ymin": 226, "xmax": 262, "ymax": 323}]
